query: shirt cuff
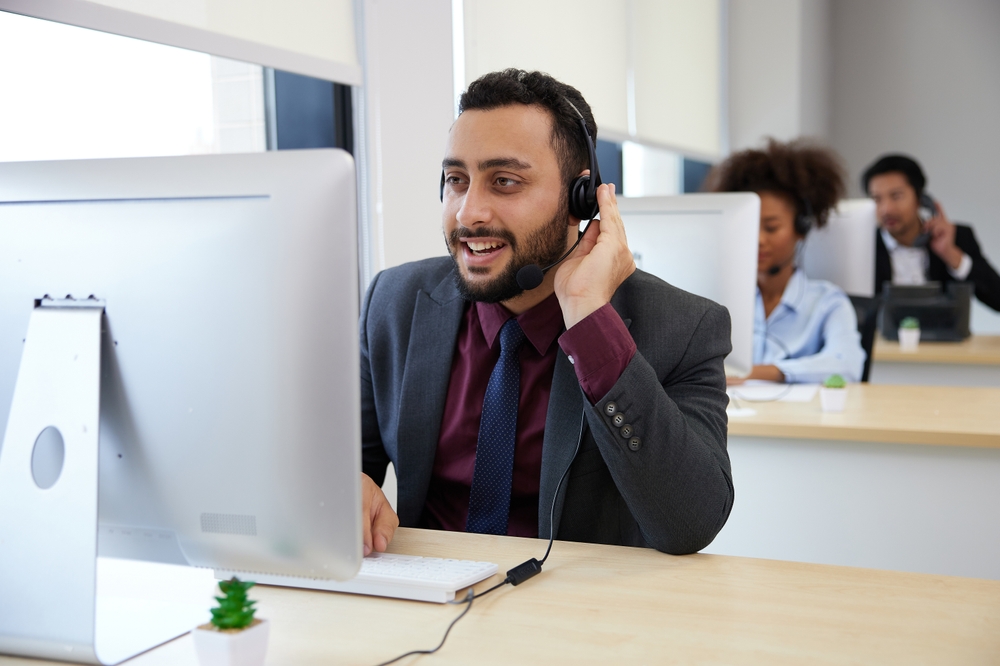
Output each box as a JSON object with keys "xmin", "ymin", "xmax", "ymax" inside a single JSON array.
[
  {"xmin": 948, "ymin": 252, "xmax": 973, "ymax": 280},
  {"xmin": 558, "ymin": 303, "xmax": 637, "ymax": 404}
]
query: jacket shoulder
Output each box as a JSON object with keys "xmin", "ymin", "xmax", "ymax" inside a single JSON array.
[
  {"xmin": 367, "ymin": 256, "xmax": 457, "ymax": 306},
  {"xmin": 613, "ymin": 269, "xmax": 727, "ymax": 327}
]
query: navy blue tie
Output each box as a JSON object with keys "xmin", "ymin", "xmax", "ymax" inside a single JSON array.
[{"xmin": 466, "ymin": 318, "xmax": 526, "ymax": 535}]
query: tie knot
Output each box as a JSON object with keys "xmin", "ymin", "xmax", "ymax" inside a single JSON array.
[{"xmin": 499, "ymin": 318, "xmax": 526, "ymax": 353}]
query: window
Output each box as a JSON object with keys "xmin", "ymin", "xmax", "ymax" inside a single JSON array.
[{"xmin": 0, "ymin": 11, "xmax": 265, "ymax": 162}]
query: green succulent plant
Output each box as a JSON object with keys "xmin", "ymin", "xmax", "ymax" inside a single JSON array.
[
  {"xmin": 900, "ymin": 316, "xmax": 920, "ymax": 330},
  {"xmin": 210, "ymin": 577, "xmax": 257, "ymax": 630},
  {"xmin": 823, "ymin": 374, "xmax": 847, "ymax": 389}
]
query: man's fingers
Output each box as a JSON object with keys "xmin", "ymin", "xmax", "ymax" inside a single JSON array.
[
  {"xmin": 372, "ymin": 503, "xmax": 399, "ymax": 553},
  {"xmin": 361, "ymin": 486, "xmax": 374, "ymax": 556}
]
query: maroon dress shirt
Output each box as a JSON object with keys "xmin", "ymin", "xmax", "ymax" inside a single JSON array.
[{"xmin": 422, "ymin": 294, "xmax": 637, "ymax": 537}]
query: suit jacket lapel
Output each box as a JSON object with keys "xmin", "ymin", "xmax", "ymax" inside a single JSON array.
[
  {"xmin": 395, "ymin": 273, "xmax": 465, "ymax": 526},
  {"xmin": 538, "ymin": 349, "xmax": 584, "ymax": 539}
]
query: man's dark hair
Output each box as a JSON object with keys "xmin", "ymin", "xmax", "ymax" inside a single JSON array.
[
  {"xmin": 459, "ymin": 69, "xmax": 596, "ymax": 187},
  {"xmin": 861, "ymin": 154, "xmax": 926, "ymax": 197},
  {"xmin": 705, "ymin": 138, "xmax": 846, "ymax": 230}
]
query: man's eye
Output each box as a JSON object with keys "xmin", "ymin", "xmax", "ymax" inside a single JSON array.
[{"xmin": 495, "ymin": 177, "xmax": 519, "ymax": 187}]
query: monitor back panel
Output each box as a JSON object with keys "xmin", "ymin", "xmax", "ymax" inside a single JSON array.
[
  {"xmin": 800, "ymin": 198, "xmax": 877, "ymax": 297},
  {"xmin": 618, "ymin": 193, "xmax": 759, "ymax": 376},
  {"xmin": 0, "ymin": 151, "xmax": 363, "ymax": 580}
]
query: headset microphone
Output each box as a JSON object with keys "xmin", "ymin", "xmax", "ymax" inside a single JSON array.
[
  {"xmin": 767, "ymin": 259, "xmax": 789, "ymax": 276},
  {"xmin": 515, "ymin": 228, "xmax": 586, "ymax": 290}
]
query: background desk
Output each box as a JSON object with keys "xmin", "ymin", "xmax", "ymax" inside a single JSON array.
[
  {"xmin": 3, "ymin": 528, "xmax": 999, "ymax": 665},
  {"xmin": 870, "ymin": 334, "xmax": 1000, "ymax": 386},
  {"xmin": 716, "ymin": 384, "xmax": 1000, "ymax": 579}
]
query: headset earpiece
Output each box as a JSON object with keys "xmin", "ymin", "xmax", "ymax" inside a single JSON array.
[
  {"xmin": 795, "ymin": 198, "xmax": 816, "ymax": 236},
  {"xmin": 568, "ymin": 174, "xmax": 598, "ymax": 221}
]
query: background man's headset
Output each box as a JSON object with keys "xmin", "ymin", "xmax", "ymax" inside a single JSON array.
[
  {"xmin": 440, "ymin": 98, "xmax": 603, "ymax": 290},
  {"xmin": 766, "ymin": 196, "xmax": 816, "ymax": 276}
]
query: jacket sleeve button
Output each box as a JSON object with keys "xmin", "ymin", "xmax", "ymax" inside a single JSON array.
[
  {"xmin": 604, "ymin": 401, "xmax": 618, "ymax": 416},
  {"xmin": 612, "ymin": 413, "xmax": 625, "ymax": 427},
  {"xmin": 619, "ymin": 424, "xmax": 634, "ymax": 438},
  {"xmin": 628, "ymin": 437, "xmax": 641, "ymax": 451}
]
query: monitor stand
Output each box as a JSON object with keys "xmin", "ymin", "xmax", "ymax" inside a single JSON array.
[{"xmin": 0, "ymin": 300, "xmax": 212, "ymax": 665}]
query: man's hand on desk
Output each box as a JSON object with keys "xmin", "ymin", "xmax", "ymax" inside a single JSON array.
[{"xmin": 362, "ymin": 473, "xmax": 398, "ymax": 556}]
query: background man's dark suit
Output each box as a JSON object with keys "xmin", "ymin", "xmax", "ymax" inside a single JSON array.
[
  {"xmin": 875, "ymin": 224, "xmax": 1000, "ymax": 311},
  {"xmin": 360, "ymin": 256, "xmax": 734, "ymax": 555}
]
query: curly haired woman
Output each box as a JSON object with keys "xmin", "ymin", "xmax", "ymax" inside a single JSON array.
[{"xmin": 707, "ymin": 138, "xmax": 866, "ymax": 385}]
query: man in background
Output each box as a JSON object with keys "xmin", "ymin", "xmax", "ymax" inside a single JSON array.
[{"xmin": 863, "ymin": 154, "xmax": 1000, "ymax": 311}]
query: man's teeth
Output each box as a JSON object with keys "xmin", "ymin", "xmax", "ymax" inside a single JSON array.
[{"xmin": 467, "ymin": 240, "xmax": 504, "ymax": 252}]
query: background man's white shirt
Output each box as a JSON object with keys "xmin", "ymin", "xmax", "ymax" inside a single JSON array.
[{"xmin": 880, "ymin": 229, "xmax": 972, "ymax": 285}]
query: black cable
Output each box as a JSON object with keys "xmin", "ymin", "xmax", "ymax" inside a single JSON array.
[
  {"xmin": 374, "ymin": 589, "xmax": 475, "ymax": 666},
  {"xmin": 729, "ymin": 383, "xmax": 795, "ymax": 403},
  {"xmin": 372, "ymin": 414, "xmax": 584, "ymax": 665}
]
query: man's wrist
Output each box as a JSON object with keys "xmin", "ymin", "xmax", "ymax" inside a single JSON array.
[
  {"xmin": 941, "ymin": 246, "xmax": 965, "ymax": 271},
  {"xmin": 561, "ymin": 297, "xmax": 610, "ymax": 329}
]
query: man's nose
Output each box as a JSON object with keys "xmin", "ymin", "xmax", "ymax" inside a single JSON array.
[{"xmin": 456, "ymin": 181, "xmax": 492, "ymax": 227}]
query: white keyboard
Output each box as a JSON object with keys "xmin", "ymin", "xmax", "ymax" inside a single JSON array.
[{"xmin": 217, "ymin": 553, "xmax": 499, "ymax": 604}]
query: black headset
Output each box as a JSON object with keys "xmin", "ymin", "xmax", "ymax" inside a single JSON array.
[
  {"xmin": 795, "ymin": 197, "xmax": 816, "ymax": 237},
  {"xmin": 439, "ymin": 98, "xmax": 603, "ymax": 221}
]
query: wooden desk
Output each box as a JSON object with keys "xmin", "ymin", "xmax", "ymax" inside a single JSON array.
[
  {"xmin": 718, "ymin": 384, "xmax": 1000, "ymax": 579},
  {"xmin": 3, "ymin": 528, "xmax": 999, "ymax": 665},
  {"xmin": 728, "ymin": 383, "xmax": 1000, "ymax": 447},
  {"xmin": 870, "ymin": 334, "xmax": 1000, "ymax": 386}
]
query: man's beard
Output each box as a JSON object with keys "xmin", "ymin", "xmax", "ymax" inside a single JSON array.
[{"xmin": 446, "ymin": 202, "xmax": 570, "ymax": 303}]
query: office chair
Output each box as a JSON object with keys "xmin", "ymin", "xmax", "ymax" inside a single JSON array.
[{"xmin": 849, "ymin": 294, "xmax": 879, "ymax": 383}]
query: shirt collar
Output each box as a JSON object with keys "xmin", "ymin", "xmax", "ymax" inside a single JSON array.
[
  {"xmin": 475, "ymin": 293, "xmax": 565, "ymax": 356},
  {"xmin": 880, "ymin": 228, "xmax": 900, "ymax": 251},
  {"xmin": 778, "ymin": 268, "xmax": 808, "ymax": 313}
]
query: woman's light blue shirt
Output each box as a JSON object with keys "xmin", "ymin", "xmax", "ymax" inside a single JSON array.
[{"xmin": 754, "ymin": 269, "xmax": 866, "ymax": 383}]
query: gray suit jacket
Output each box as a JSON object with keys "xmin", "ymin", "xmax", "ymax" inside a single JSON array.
[{"xmin": 360, "ymin": 257, "xmax": 734, "ymax": 554}]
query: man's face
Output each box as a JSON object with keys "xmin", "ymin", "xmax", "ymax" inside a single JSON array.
[
  {"xmin": 441, "ymin": 105, "xmax": 572, "ymax": 303},
  {"xmin": 869, "ymin": 172, "xmax": 920, "ymax": 237}
]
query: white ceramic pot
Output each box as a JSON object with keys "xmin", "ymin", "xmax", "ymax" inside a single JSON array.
[
  {"xmin": 898, "ymin": 327, "xmax": 921, "ymax": 352},
  {"xmin": 193, "ymin": 619, "xmax": 269, "ymax": 666},
  {"xmin": 820, "ymin": 387, "xmax": 848, "ymax": 412}
]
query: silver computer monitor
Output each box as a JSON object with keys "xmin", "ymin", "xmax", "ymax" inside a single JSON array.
[
  {"xmin": 0, "ymin": 151, "xmax": 362, "ymax": 662},
  {"xmin": 618, "ymin": 193, "xmax": 760, "ymax": 377},
  {"xmin": 800, "ymin": 198, "xmax": 877, "ymax": 297}
]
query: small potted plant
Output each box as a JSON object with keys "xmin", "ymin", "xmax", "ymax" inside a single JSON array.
[
  {"xmin": 192, "ymin": 577, "xmax": 269, "ymax": 666},
  {"xmin": 820, "ymin": 374, "xmax": 848, "ymax": 412},
  {"xmin": 898, "ymin": 316, "xmax": 920, "ymax": 352}
]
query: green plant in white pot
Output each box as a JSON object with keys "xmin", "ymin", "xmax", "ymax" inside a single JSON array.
[
  {"xmin": 193, "ymin": 577, "xmax": 269, "ymax": 666},
  {"xmin": 820, "ymin": 374, "xmax": 848, "ymax": 412},
  {"xmin": 898, "ymin": 316, "xmax": 920, "ymax": 351}
]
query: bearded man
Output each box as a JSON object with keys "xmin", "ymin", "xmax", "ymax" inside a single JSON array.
[{"xmin": 358, "ymin": 69, "xmax": 734, "ymax": 556}]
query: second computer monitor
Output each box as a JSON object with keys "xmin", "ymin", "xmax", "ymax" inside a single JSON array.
[
  {"xmin": 618, "ymin": 193, "xmax": 760, "ymax": 377},
  {"xmin": 800, "ymin": 198, "xmax": 877, "ymax": 297}
]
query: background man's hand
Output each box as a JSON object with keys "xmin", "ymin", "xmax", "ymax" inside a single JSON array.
[
  {"xmin": 554, "ymin": 183, "xmax": 636, "ymax": 328},
  {"xmin": 362, "ymin": 472, "xmax": 398, "ymax": 556},
  {"xmin": 926, "ymin": 203, "xmax": 965, "ymax": 270}
]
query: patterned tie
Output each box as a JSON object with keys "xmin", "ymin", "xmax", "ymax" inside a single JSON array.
[{"xmin": 466, "ymin": 317, "xmax": 526, "ymax": 535}]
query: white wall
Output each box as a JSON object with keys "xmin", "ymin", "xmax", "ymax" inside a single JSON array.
[
  {"xmin": 829, "ymin": 0, "xmax": 1000, "ymax": 332},
  {"xmin": 728, "ymin": 0, "xmax": 830, "ymax": 151},
  {"xmin": 360, "ymin": 0, "xmax": 454, "ymax": 276}
]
